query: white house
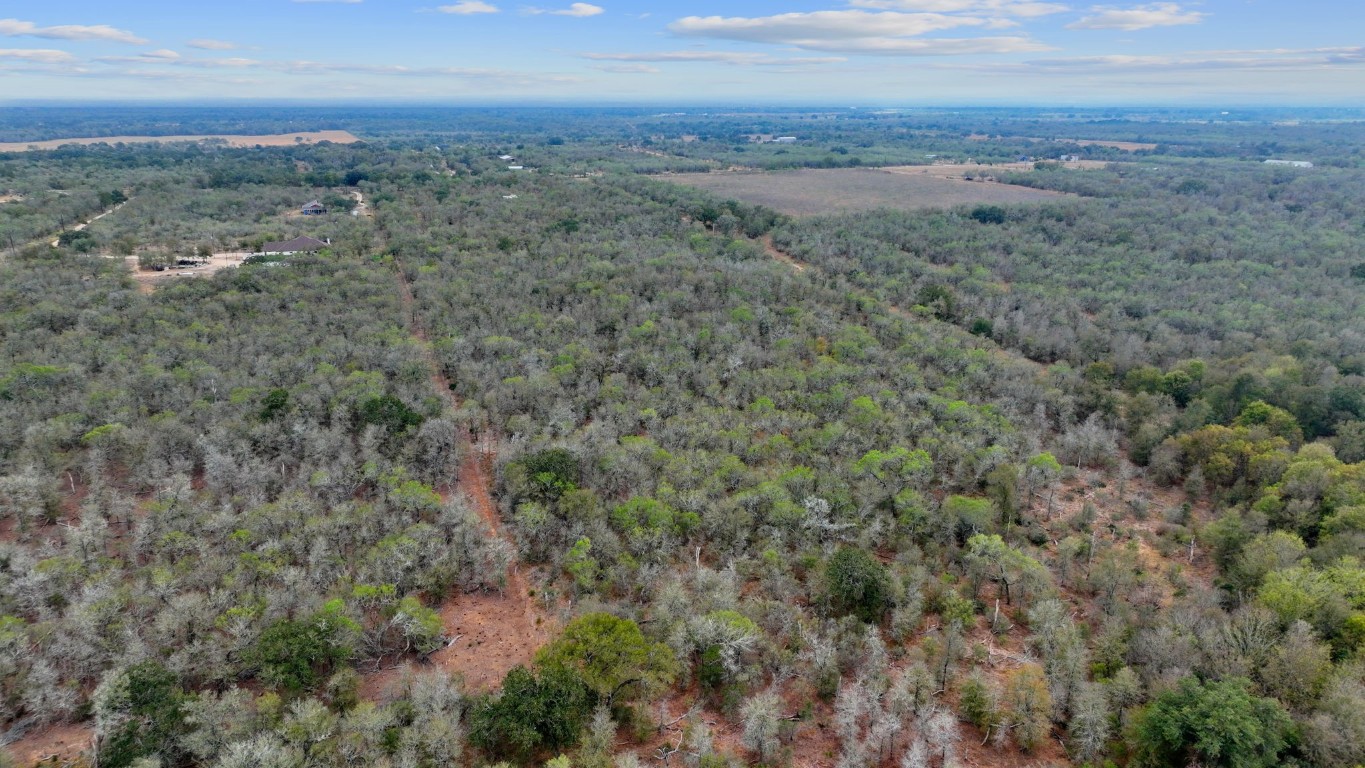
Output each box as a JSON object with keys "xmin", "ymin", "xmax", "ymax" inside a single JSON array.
[{"xmin": 1264, "ymin": 159, "xmax": 1313, "ymax": 168}]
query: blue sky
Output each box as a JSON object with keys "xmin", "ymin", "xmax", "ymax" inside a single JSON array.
[{"xmin": 0, "ymin": 1, "xmax": 1361, "ymax": 103}]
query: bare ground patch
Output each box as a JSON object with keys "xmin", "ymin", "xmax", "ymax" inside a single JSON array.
[
  {"xmin": 0, "ymin": 131, "xmax": 361, "ymax": 153},
  {"xmin": 3, "ymin": 722, "xmax": 94, "ymax": 767},
  {"xmin": 665, "ymin": 167, "xmax": 1073, "ymax": 217},
  {"xmin": 124, "ymin": 252, "xmax": 247, "ymax": 293}
]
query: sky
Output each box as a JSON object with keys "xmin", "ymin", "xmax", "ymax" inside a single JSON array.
[{"xmin": 0, "ymin": 1, "xmax": 1361, "ymax": 104}]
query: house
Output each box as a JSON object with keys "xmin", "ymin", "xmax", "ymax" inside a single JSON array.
[
  {"xmin": 1264, "ymin": 159, "xmax": 1313, "ymax": 168},
  {"xmin": 300, "ymin": 200, "xmax": 327, "ymax": 215},
  {"xmin": 498, "ymin": 154, "xmax": 515, "ymax": 161},
  {"xmin": 259, "ymin": 236, "xmax": 330, "ymax": 256},
  {"xmin": 771, "ymin": 136, "xmax": 797, "ymax": 144},
  {"xmin": 508, "ymin": 165, "xmax": 525, "ymax": 170}
]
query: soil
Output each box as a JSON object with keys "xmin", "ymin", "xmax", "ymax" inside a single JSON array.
[
  {"xmin": 349, "ymin": 189, "xmax": 372, "ymax": 218},
  {"xmin": 0, "ymin": 131, "xmax": 362, "ymax": 153},
  {"xmin": 2, "ymin": 722, "xmax": 94, "ymax": 767},
  {"xmin": 125, "ymin": 252, "xmax": 247, "ymax": 293}
]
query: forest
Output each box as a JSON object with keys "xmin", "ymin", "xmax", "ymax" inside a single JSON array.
[{"xmin": 1, "ymin": 106, "xmax": 1364, "ymax": 768}]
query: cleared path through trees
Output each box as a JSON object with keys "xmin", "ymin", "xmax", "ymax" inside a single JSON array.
[{"xmin": 361, "ymin": 261, "xmax": 552, "ymax": 699}]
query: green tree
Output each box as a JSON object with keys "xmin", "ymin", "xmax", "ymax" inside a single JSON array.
[
  {"xmin": 519, "ymin": 448, "xmax": 580, "ymax": 501},
  {"xmin": 535, "ymin": 612, "xmax": 677, "ymax": 704},
  {"xmin": 825, "ymin": 546, "xmax": 891, "ymax": 624},
  {"xmin": 356, "ymin": 394, "xmax": 424, "ymax": 436},
  {"xmin": 468, "ymin": 664, "xmax": 593, "ymax": 760},
  {"xmin": 1132, "ymin": 677, "xmax": 1293, "ymax": 768},
  {"xmin": 970, "ymin": 205, "xmax": 1007, "ymax": 224},
  {"xmin": 93, "ymin": 662, "xmax": 187, "ymax": 768},
  {"xmin": 250, "ymin": 604, "xmax": 357, "ymax": 693}
]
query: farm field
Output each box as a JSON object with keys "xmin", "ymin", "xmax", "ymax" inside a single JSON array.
[
  {"xmin": 968, "ymin": 134, "xmax": 1159, "ymax": 151},
  {"xmin": 0, "ymin": 130, "xmax": 361, "ymax": 152},
  {"xmin": 664, "ymin": 166, "xmax": 1070, "ymax": 215}
]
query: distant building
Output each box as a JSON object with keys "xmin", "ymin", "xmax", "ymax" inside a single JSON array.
[
  {"xmin": 498, "ymin": 154, "xmax": 515, "ymax": 161},
  {"xmin": 259, "ymin": 236, "xmax": 329, "ymax": 255},
  {"xmin": 1264, "ymin": 159, "xmax": 1313, "ymax": 168},
  {"xmin": 508, "ymin": 165, "xmax": 525, "ymax": 170},
  {"xmin": 300, "ymin": 200, "xmax": 327, "ymax": 215},
  {"xmin": 771, "ymin": 136, "xmax": 797, "ymax": 144}
]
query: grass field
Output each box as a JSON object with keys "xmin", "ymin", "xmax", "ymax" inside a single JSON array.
[
  {"xmin": 0, "ymin": 130, "xmax": 361, "ymax": 152},
  {"xmin": 664, "ymin": 167, "xmax": 1070, "ymax": 216}
]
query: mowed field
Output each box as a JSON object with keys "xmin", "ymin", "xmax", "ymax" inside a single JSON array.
[
  {"xmin": 665, "ymin": 167, "xmax": 1070, "ymax": 216},
  {"xmin": 0, "ymin": 130, "xmax": 361, "ymax": 152}
]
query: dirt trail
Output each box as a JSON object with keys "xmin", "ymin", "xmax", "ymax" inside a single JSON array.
[
  {"xmin": 49, "ymin": 201, "xmax": 121, "ymax": 246},
  {"xmin": 760, "ymin": 234, "xmax": 805, "ymax": 272},
  {"xmin": 349, "ymin": 189, "xmax": 372, "ymax": 218},
  {"xmin": 362, "ymin": 262, "xmax": 552, "ymax": 699}
]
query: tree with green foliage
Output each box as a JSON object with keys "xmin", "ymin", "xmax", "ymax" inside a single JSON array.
[
  {"xmin": 467, "ymin": 664, "xmax": 593, "ymax": 761},
  {"xmin": 535, "ymin": 612, "xmax": 677, "ymax": 705},
  {"xmin": 825, "ymin": 546, "xmax": 891, "ymax": 624},
  {"xmin": 93, "ymin": 661, "xmax": 187, "ymax": 768},
  {"xmin": 518, "ymin": 448, "xmax": 580, "ymax": 502},
  {"xmin": 258, "ymin": 388, "xmax": 290, "ymax": 421},
  {"xmin": 1131, "ymin": 677, "xmax": 1293, "ymax": 768},
  {"xmin": 356, "ymin": 394, "xmax": 424, "ymax": 436},
  {"xmin": 970, "ymin": 205, "xmax": 1007, "ymax": 224},
  {"xmin": 250, "ymin": 604, "xmax": 357, "ymax": 693}
]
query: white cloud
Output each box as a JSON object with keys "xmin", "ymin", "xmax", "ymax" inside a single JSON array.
[
  {"xmin": 847, "ymin": 0, "xmax": 1068, "ymax": 17},
  {"xmin": 668, "ymin": 11, "xmax": 1049, "ymax": 55},
  {"xmin": 555, "ymin": 3, "xmax": 605, "ymax": 16},
  {"xmin": 438, "ymin": 1, "xmax": 500, "ymax": 14},
  {"xmin": 0, "ymin": 19, "xmax": 147, "ymax": 45},
  {"xmin": 0, "ymin": 48, "xmax": 76, "ymax": 63},
  {"xmin": 187, "ymin": 38, "xmax": 238, "ymax": 50},
  {"xmin": 672, "ymin": 11, "xmax": 983, "ymax": 42},
  {"xmin": 1066, "ymin": 3, "xmax": 1205, "ymax": 31}
]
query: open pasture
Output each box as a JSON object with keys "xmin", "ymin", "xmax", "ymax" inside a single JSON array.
[
  {"xmin": 0, "ymin": 130, "xmax": 361, "ymax": 152},
  {"xmin": 664, "ymin": 166, "xmax": 1071, "ymax": 216}
]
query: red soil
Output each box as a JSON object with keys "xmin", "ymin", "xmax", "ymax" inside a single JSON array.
[{"xmin": 3, "ymin": 722, "xmax": 93, "ymax": 767}]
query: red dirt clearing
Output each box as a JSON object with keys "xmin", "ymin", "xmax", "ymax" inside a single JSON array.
[{"xmin": 3, "ymin": 722, "xmax": 93, "ymax": 767}]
